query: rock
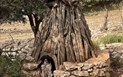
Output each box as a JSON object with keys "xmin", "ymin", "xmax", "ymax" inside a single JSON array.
[
  {"xmin": 25, "ymin": 44, "xmax": 29, "ymax": 49},
  {"xmin": 93, "ymin": 69, "xmax": 99, "ymax": 76},
  {"xmin": 72, "ymin": 71, "xmax": 84, "ymax": 76},
  {"xmin": 102, "ymin": 63, "xmax": 108, "ymax": 67},
  {"xmin": 99, "ymin": 70, "xmax": 105, "ymax": 76},
  {"xmin": 59, "ymin": 65, "xmax": 65, "ymax": 70},
  {"xmin": 101, "ymin": 68, "xmax": 107, "ymax": 72},
  {"xmin": 18, "ymin": 50, "xmax": 22, "ymax": 54},
  {"xmin": 11, "ymin": 52, "xmax": 17, "ymax": 56},
  {"xmin": 23, "ymin": 63, "xmax": 38, "ymax": 71},
  {"xmin": 63, "ymin": 72, "xmax": 70, "ymax": 77},
  {"xmin": 99, "ymin": 62, "xmax": 103, "ymax": 68},
  {"xmin": 19, "ymin": 53, "xmax": 26, "ymax": 60},
  {"xmin": 82, "ymin": 64, "xmax": 93, "ymax": 70},
  {"xmin": 77, "ymin": 63, "xmax": 84, "ymax": 67},
  {"xmin": 63, "ymin": 62, "xmax": 77, "ymax": 71},
  {"xmin": 26, "ymin": 51, "xmax": 32, "ymax": 56},
  {"xmin": 88, "ymin": 68, "xmax": 93, "ymax": 72},
  {"xmin": 99, "ymin": 44, "xmax": 106, "ymax": 50},
  {"xmin": 21, "ymin": 49, "xmax": 28, "ymax": 53},
  {"xmin": 25, "ymin": 56, "xmax": 35, "ymax": 62},
  {"xmin": 22, "ymin": 70, "xmax": 30, "ymax": 77},
  {"xmin": 76, "ymin": 63, "xmax": 84, "ymax": 71},
  {"xmin": 69, "ymin": 75, "xmax": 76, "ymax": 77},
  {"xmin": 29, "ymin": 70, "xmax": 41, "ymax": 77},
  {"xmin": 72, "ymin": 71, "xmax": 89, "ymax": 76},
  {"xmin": 54, "ymin": 70, "xmax": 65, "ymax": 76},
  {"xmin": 83, "ymin": 71, "xmax": 89, "ymax": 76},
  {"xmin": 120, "ymin": 74, "xmax": 123, "ymax": 77},
  {"xmin": 13, "ymin": 47, "xmax": 18, "ymax": 51},
  {"xmin": 22, "ymin": 70, "xmax": 40, "ymax": 77}
]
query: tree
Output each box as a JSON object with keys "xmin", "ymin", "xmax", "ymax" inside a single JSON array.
[
  {"xmin": 0, "ymin": 0, "xmax": 48, "ymax": 37},
  {"xmin": 31, "ymin": 0, "xmax": 96, "ymax": 70},
  {"xmin": 81, "ymin": 0, "xmax": 122, "ymax": 31},
  {"xmin": 0, "ymin": 0, "xmax": 122, "ymax": 35},
  {"xmin": 100, "ymin": 5, "xmax": 109, "ymax": 31}
]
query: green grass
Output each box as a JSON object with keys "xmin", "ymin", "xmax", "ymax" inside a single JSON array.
[
  {"xmin": 99, "ymin": 34, "xmax": 123, "ymax": 44},
  {"xmin": 92, "ymin": 39, "xmax": 100, "ymax": 50},
  {"xmin": 92, "ymin": 33, "xmax": 123, "ymax": 50}
]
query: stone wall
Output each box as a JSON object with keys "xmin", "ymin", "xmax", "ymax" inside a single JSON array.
[
  {"xmin": 0, "ymin": 38, "xmax": 34, "ymax": 61},
  {"xmin": 54, "ymin": 52, "xmax": 110, "ymax": 77},
  {"xmin": 0, "ymin": 39, "xmax": 110, "ymax": 77},
  {"xmin": 21, "ymin": 51, "xmax": 110, "ymax": 77}
]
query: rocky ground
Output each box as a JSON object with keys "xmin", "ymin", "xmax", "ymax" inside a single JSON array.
[{"xmin": 0, "ymin": 10, "xmax": 123, "ymax": 77}]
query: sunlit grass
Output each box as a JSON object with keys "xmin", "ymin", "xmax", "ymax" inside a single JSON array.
[{"xmin": 99, "ymin": 34, "xmax": 123, "ymax": 44}]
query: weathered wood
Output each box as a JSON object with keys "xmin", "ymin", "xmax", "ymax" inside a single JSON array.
[{"xmin": 31, "ymin": 0, "xmax": 95, "ymax": 69}]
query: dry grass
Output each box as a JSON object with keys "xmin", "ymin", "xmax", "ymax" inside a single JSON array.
[
  {"xmin": 0, "ymin": 32, "xmax": 33, "ymax": 42},
  {"xmin": 0, "ymin": 21, "xmax": 34, "ymax": 42},
  {"xmin": 85, "ymin": 10, "xmax": 123, "ymax": 29},
  {"xmin": 0, "ymin": 9, "xmax": 123, "ymax": 42}
]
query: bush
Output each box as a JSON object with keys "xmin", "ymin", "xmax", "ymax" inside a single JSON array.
[
  {"xmin": 0, "ymin": 56, "xmax": 25, "ymax": 77},
  {"xmin": 99, "ymin": 34, "xmax": 123, "ymax": 44},
  {"xmin": 92, "ymin": 39, "xmax": 100, "ymax": 50}
]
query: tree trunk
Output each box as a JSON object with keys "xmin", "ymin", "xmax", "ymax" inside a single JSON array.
[
  {"xmin": 31, "ymin": 0, "xmax": 95, "ymax": 69},
  {"xmin": 28, "ymin": 14, "xmax": 42, "ymax": 37},
  {"xmin": 100, "ymin": 5, "xmax": 108, "ymax": 31},
  {"xmin": 118, "ymin": 4, "xmax": 123, "ymax": 25}
]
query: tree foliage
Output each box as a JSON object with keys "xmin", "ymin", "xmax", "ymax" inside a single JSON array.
[
  {"xmin": 0, "ymin": 0, "xmax": 122, "ymax": 22},
  {"xmin": 0, "ymin": 0, "xmax": 48, "ymax": 36},
  {"xmin": 0, "ymin": 56, "xmax": 24, "ymax": 77},
  {"xmin": 0, "ymin": 0, "xmax": 47, "ymax": 22},
  {"xmin": 0, "ymin": 0, "xmax": 122, "ymax": 24},
  {"xmin": 81, "ymin": 0, "xmax": 122, "ymax": 12}
]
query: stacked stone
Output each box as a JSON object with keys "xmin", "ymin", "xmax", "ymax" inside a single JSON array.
[
  {"xmin": 22, "ymin": 59, "xmax": 41, "ymax": 77},
  {"xmin": 54, "ymin": 62, "xmax": 110, "ymax": 77},
  {"xmin": 0, "ymin": 38, "xmax": 34, "ymax": 60},
  {"xmin": 54, "ymin": 51, "xmax": 110, "ymax": 77}
]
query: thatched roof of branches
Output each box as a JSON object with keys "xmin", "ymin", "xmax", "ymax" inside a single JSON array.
[{"xmin": 45, "ymin": 0, "xmax": 79, "ymax": 8}]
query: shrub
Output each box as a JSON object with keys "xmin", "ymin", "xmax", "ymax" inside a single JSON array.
[
  {"xmin": 0, "ymin": 56, "xmax": 25, "ymax": 77},
  {"xmin": 99, "ymin": 34, "xmax": 123, "ymax": 44},
  {"xmin": 92, "ymin": 39, "xmax": 100, "ymax": 50}
]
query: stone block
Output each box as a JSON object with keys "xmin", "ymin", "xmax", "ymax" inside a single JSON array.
[{"xmin": 23, "ymin": 63, "xmax": 38, "ymax": 71}]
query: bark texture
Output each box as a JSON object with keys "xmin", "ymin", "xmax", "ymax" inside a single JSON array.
[{"xmin": 31, "ymin": 0, "xmax": 95, "ymax": 69}]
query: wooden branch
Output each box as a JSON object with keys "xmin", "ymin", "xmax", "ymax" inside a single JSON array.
[
  {"xmin": 28, "ymin": 14, "xmax": 36, "ymax": 35},
  {"xmin": 33, "ymin": 14, "xmax": 42, "ymax": 35}
]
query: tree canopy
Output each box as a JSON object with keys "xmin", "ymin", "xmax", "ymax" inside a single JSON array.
[
  {"xmin": 81, "ymin": 0, "xmax": 122, "ymax": 12},
  {"xmin": 0, "ymin": 0, "xmax": 48, "ymax": 36},
  {"xmin": 0, "ymin": 0, "xmax": 122, "ymax": 35},
  {"xmin": 0, "ymin": 0, "xmax": 122, "ymax": 23},
  {"xmin": 0, "ymin": 0, "xmax": 122, "ymax": 22},
  {"xmin": 0, "ymin": 0, "xmax": 47, "ymax": 22}
]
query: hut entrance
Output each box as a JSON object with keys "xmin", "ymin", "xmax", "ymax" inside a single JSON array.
[{"xmin": 39, "ymin": 55, "xmax": 56, "ymax": 75}]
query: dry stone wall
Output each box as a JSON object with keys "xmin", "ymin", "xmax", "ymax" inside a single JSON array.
[
  {"xmin": 54, "ymin": 52, "xmax": 110, "ymax": 77},
  {"xmin": 22, "ymin": 52, "xmax": 110, "ymax": 77},
  {"xmin": 0, "ymin": 39, "xmax": 110, "ymax": 77},
  {"xmin": 0, "ymin": 38, "xmax": 34, "ymax": 61}
]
